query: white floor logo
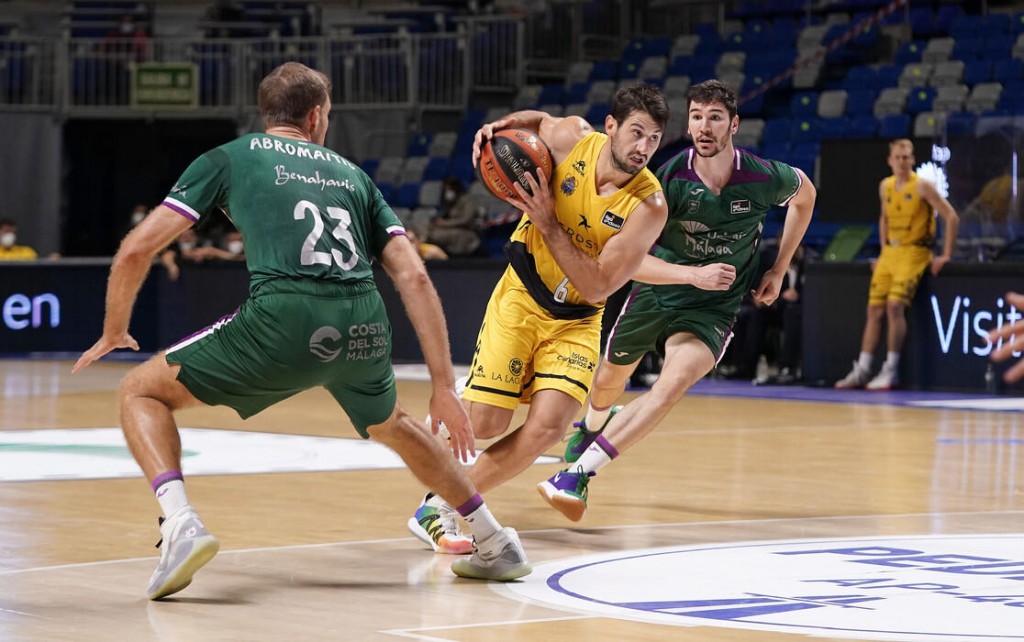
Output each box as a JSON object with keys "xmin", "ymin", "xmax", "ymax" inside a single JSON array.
[
  {"xmin": 502, "ymin": 535, "xmax": 1024, "ymax": 641},
  {"xmin": 0, "ymin": 428, "xmax": 559, "ymax": 482}
]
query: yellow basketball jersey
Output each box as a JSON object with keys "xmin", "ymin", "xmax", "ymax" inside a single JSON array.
[
  {"xmin": 883, "ymin": 172, "xmax": 935, "ymax": 247},
  {"xmin": 505, "ymin": 132, "xmax": 661, "ymax": 318}
]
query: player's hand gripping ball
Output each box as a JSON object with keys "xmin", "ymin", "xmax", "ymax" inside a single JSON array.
[{"xmin": 478, "ymin": 128, "xmax": 553, "ymax": 200}]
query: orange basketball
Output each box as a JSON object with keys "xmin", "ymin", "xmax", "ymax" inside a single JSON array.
[{"xmin": 478, "ymin": 128, "xmax": 553, "ymax": 201}]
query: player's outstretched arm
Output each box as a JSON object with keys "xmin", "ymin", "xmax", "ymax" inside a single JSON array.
[
  {"xmin": 753, "ymin": 168, "xmax": 816, "ymax": 306},
  {"xmin": 632, "ymin": 255, "xmax": 736, "ymax": 290},
  {"xmin": 988, "ymin": 291, "xmax": 1024, "ymax": 383},
  {"xmin": 73, "ymin": 206, "xmax": 192, "ymax": 373},
  {"xmin": 380, "ymin": 234, "xmax": 474, "ymax": 462}
]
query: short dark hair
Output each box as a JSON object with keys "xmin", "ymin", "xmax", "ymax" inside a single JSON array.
[
  {"xmin": 258, "ymin": 62, "xmax": 331, "ymax": 128},
  {"xmin": 610, "ymin": 82, "xmax": 670, "ymax": 131},
  {"xmin": 686, "ymin": 79, "xmax": 738, "ymax": 120}
]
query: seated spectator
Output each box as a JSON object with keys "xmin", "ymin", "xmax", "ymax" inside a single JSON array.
[
  {"xmin": 426, "ymin": 177, "xmax": 483, "ymax": 257},
  {"xmin": 408, "ymin": 230, "xmax": 448, "ymax": 261},
  {"xmin": 122, "ymin": 203, "xmax": 151, "ymax": 238},
  {"xmin": 160, "ymin": 227, "xmax": 243, "ymax": 280},
  {"xmin": 103, "ymin": 13, "xmax": 150, "ymax": 60},
  {"xmin": 0, "ymin": 219, "xmax": 38, "ymax": 260}
]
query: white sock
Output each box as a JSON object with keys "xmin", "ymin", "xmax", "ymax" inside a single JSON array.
[
  {"xmin": 856, "ymin": 351, "xmax": 873, "ymax": 371},
  {"xmin": 575, "ymin": 434, "xmax": 619, "ymax": 475},
  {"xmin": 584, "ymin": 403, "xmax": 613, "ymax": 432},
  {"xmin": 459, "ymin": 497, "xmax": 500, "ymax": 542},
  {"xmin": 885, "ymin": 351, "xmax": 900, "ymax": 369},
  {"xmin": 155, "ymin": 480, "xmax": 189, "ymax": 518}
]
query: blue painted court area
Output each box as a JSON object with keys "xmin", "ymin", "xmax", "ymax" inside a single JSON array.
[{"xmin": 683, "ymin": 377, "xmax": 1024, "ymax": 412}]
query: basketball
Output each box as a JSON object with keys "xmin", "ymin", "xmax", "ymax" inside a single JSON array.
[{"xmin": 478, "ymin": 128, "xmax": 553, "ymax": 201}]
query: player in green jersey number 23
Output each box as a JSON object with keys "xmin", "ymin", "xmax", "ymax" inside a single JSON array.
[{"xmin": 73, "ymin": 62, "xmax": 530, "ymax": 600}]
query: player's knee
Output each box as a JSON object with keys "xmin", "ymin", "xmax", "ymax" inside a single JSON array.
[
  {"xmin": 472, "ymin": 418, "xmax": 507, "ymax": 440},
  {"xmin": 648, "ymin": 376, "xmax": 692, "ymax": 407},
  {"xmin": 522, "ymin": 418, "xmax": 566, "ymax": 448}
]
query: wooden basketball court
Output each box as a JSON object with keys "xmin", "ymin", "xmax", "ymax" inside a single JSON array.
[{"xmin": 2, "ymin": 358, "xmax": 1022, "ymax": 641}]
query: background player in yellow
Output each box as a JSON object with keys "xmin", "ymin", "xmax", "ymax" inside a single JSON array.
[
  {"xmin": 409, "ymin": 84, "xmax": 728, "ymax": 553},
  {"xmin": 835, "ymin": 138, "xmax": 959, "ymax": 390}
]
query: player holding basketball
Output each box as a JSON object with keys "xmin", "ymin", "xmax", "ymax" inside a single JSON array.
[
  {"xmin": 74, "ymin": 62, "xmax": 531, "ymax": 599},
  {"xmin": 536, "ymin": 79, "xmax": 817, "ymax": 521},
  {"xmin": 408, "ymin": 83, "xmax": 735, "ymax": 553}
]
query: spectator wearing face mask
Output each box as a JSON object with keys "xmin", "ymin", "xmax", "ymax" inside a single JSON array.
[
  {"xmin": 103, "ymin": 13, "xmax": 150, "ymax": 60},
  {"xmin": 0, "ymin": 219, "xmax": 38, "ymax": 260},
  {"xmin": 220, "ymin": 230, "xmax": 245, "ymax": 259},
  {"xmin": 160, "ymin": 228, "xmax": 241, "ymax": 280},
  {"xmin": 425, "ymin": 177, "xmax": 482, "ymax": 257}
]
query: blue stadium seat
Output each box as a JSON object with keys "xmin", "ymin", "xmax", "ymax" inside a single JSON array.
[
  {"xmin": 563, "ymin": 82, "xmax": 590, "ymax": 105},
  {"xmin": 448, "ymin": 156, "xmax": 475, "ymax": 186},
  {"xmin": 949, "ymin": 15, "xmax": 986, "ymax": 41},
  {"xmin": 396, "ymin": 182, "xmax": 421, "ymax": 208},
  {"xmin": 906, "ymin": 86, "xmax": 936, "ymax": 113},
  {"xmin": 846, "ymin": 114, "xmax": 879, "ymax": 138},
  {"xmin": 998, "ymin": 82, "xmax": 1024, "ymax": 111},
  {"xmin": 818, "ymin": 117, "xmax": 848, "ymax": 140},
  {"xmin": 422, "ymin": 157, "xmax": 449, "ymax": 182},
  {"xmin": 982, "ymin": 13, "xmax": 1011, "ymax": 35},
  {"xmin": 589, "ymin": 60, "xmax": 617, "ymax": 82},
  {"xmin": 668, "ymin": 55, "xmax": 691, "ymax": 76},
  {"xmin": 876, "ymin": 64, "xmax": 902, "ymax": 88},
  {"xmin": 963, "ymin": 60, "xmax": 993, "ymax": 86},
  {"xmin": 360, "ymin": 158, "xmax": 379, "ymax": 178},
  {"xmin": 993, "ymin": 59, "xmax": 1024, "ymax": 84},
  {"xmin": 406, "ymin": 133, "xmax": 431, "ymax": 157},
  {"xmin": 909, "ymin": 7, "xmax": 933, "ymax": 38},
  {"xmin": 761, "ymin": 117, "xmax": 792, "ymax": 145},
  {"xmin": 934, "ymin": 5, "xmax": 965, "ymax": 34},
  {"xmin": 761, "ymin": 142, "xmax": 789, "ymax": 160},
  {"xmin": 584, "ymin": 102, "xmax": 610, "ymax": 126},
  {"xmin": 788, "ymin": 143, "xmax": 817, "ymax": 179},
  {"xmin": 738, "ymin": 91, "xmax": 765, "ymax": 116},
  {"xmin": 789, "ymin": 91, "xmax": 818, "ymax": 117},
  {"xmin": 377, "ymin": 182, "xmax": 396, "ymax": 204},
  {"xmin": 791, "ymin": 119, "xmax": 821, "ymax": 143},
  {"xmin": 945, "ymin": 111, "xmax": 977, "ymax": 136},
  {"xmin": 841, "ymin": 66, "xmax": 876, "ymax": 91},
  {"xmin": 983, "ymin": 34, "xmax": 1015, "ymax": 61},
  {"xmin": 537, "ymin": 83, "xmax": 564, "ymax": 105},
  {"xmin": 951, "ymin": 37, "xmax": 983, "ymax": 61},
  {"xmin": 894, "ymin": 40, "xmax": 925, "ymax": 65},
  {"xmin": 845, "ymin": 89, "xmax": 877, "ymax": 115},
  {"xmin": 879, "ymin": 114, "xmax": 910, "ymax": 138}
]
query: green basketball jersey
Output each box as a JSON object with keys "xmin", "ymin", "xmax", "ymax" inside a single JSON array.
[
  {"xmin": 651, "ymin": 147, "xmax": 801, "ymax": 312},
  {"xmin": 162, "ymin": 133, "xmax": 404, "ymax": 290}
]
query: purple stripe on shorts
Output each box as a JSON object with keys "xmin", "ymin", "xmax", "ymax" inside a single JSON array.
[
  {"xmin": 605, "ymin": 285, "xmax": 642, "ymax": 356},
  {"xmin": 456, "ymin": 493, "xmax": 484, "ymax": 517},
  {"xmin": 595, "ymin": 434, "xmax": 619, "ymax": 459},
  {"xmin": 166, "ymin": 309, "xmax": 238, "ymax": 352},
  {"xmin": 151, "ymin": 470, "xmax": 183, "ymax": 492}
]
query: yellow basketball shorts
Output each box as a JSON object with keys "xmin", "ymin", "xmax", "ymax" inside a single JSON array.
[
  {"xmin": 868, "ymin": 245, "xmax": 931, "ymax": 306},
  {"xmin": 462, "ymin": 275, "xmax": 600, "ymax": 410}
]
